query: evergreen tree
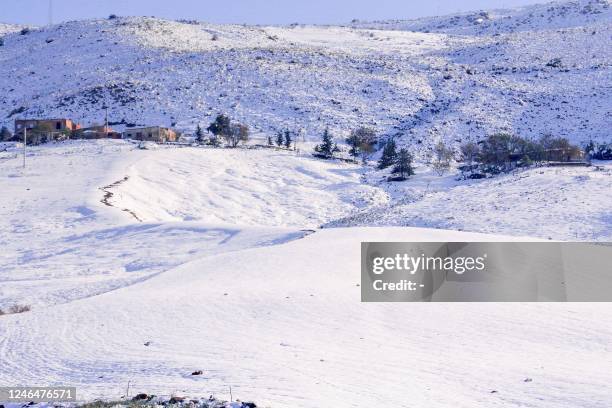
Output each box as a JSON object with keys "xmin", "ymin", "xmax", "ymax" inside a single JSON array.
[
  {"xmin": 314, "ymin": 128, "xmax": 339, "ymax": 158},
  {"xmin": 275, "ymin": 131, "xmax": 284, "ymax": 147},
  {"xmin": 195, "ymin": 124, "xmax": 204, "ymax": 144},
  {"xmin": 207, "ymin": 114, "xmax": 231, "ymax": 139},
  {"xmin": 584, "ymin": 140, "xmax": 596, "ymax": 157},
  {"xmin": 393, "ymin": 148, "xmax": 414, "ymax": 180},
  {"xmin": 284, "ymin": 130, "xmax": 292, "ymax": 148},
  {"xmin": 377, "ymin": 139, "xmax": 397, "ymax": 169},
  {"xmin": 0, "ymin": 126, "xmax": 11, "ymax": 141},
  {"xmin": 346, "ymin": 132, "xmax": 360, "ymax": 159},
  {"xmin": 267, "ymin": 135, "xmax": 273, "ymax": 146}
]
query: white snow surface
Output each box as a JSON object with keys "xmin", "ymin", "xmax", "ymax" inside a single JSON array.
[
  {"xmin": 0, "ymin": 140, "xmax": 382, "ymax": 309},
  {"xmin": 2, "ymin": 225, "xmax": 612, "ymax": 407},
  {"xmin": 109, "ymin": 147, "xmax": 387, "ymax": 227},
  {"xmin": 0, "ymin": 139, "xmax": 611, "ymax": 407},
  {"xmin": 351, "ymin": 0, "xmax": 611, "ymax": 34},
  {"xmin": 329, "ymin": 160, "xmax": 612, "ymax": 241}
]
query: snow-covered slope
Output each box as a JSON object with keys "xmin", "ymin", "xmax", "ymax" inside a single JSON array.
[
  {"xmin": 1, "ymin": 0, "xmax": 610, "ymax": 153},
  {"xmin": 351, "ymin": 0, "xmax": 611, "ymax": 35},
  {"xmin": 1, "ymin": 135, "xmax": 611, "ymax": 406},
  {"xmin": 2, "ymin": 139, "xmax": 610, "ymax": 311},
  {"xmin": 2, "ymin": 226, "xmax": 612, "ymax": 407},
  {"xmin": 0, "ymin": 140, "xmax": 382, "ymax": 309},
  {"xmin": 108, "ymin": 147, "xmax": 387, "ymax": 227},
  {"xmin": 328, "ymin": 161, "xmax": 612, "ymax": 240},
  {"xmin": 1, "ymin": 1, "xmax": 611, "ymax": 403},
  {"xmin": 0, "ymin": 23, "xmax": 24, "ymax": 37}
]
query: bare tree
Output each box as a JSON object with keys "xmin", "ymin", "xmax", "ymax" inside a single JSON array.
[
  {"xmin": 225, "ymin": 123, "xmax": 249, "ymax": 147},
  {"xmin": 460, "ymin": 142, "xmax": 479, "ymax": 166},
  {"xmin": 346, "ymin": 127, "xmax": 377, "ymax": 162},
  {"xmin": 431, "ymin": 141, "xmax": 454, "ymax": 176}
]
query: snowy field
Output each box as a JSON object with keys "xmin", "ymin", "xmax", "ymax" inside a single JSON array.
[
  {"xmin": 1, "ymin": 140, "xmax": 612, "ymax": 407},
  {"xmin": 108, "ymin": 147, "xmax": 387, "ymax": 227},
  {"xmin": 331, "ymin": 161, "xmax": 612, "ymax": 241},
  {"xmin": 0, "ymin": 140, "xmax": 381, "ymax": 308},
  {"xmin": 3, "ymin": 226, "xmax": 612, "ymax": 407}
]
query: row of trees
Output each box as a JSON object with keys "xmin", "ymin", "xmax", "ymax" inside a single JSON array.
[
  {"xmin": 313, "ymin": 128, "xmax": 415, "ymax": 180},
  {"xmin": 311, "ymin": 128, "xmax": 605, "ymax": 181},
  {"xmin": 585, "ymin": 141, "xmax": 612, "ymax": 160},
  {"xmin": 268, "ymin": 130, "xmax": 293, "ymax": 149},
  {"xmin": 314, "ymin": 126, "xmax": 379, "ymax": 163},
  {"xmin": 195, "ymin": 115, "xmax": 301, "ymax": 150},
  {"xmin": 376, "ymin": 139, "xmax": 414, "ymax": 180},
  {"xmin": 459, "ymin": 133, "xmax": 585, "ymax": 175}
]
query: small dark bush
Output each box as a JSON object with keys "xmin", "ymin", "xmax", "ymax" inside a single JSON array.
[
  {"xmin": 9, "ymin": 304, "xmax": 31, "ymax": 313},
  {"xmin": 0, "ymin": 304, "xmax": 31, "ymax": 316},
  {"xmin": 20, "ymin": 27, "xmax": 30, "ymax": 35},
  {"xmin": 387, "ymin": 175, "xmax": 407, "ymax": 182}
]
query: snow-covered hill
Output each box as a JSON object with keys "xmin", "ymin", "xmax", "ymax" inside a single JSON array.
[
  {"xmin": 0, "ymin": 134, "xmax": 611, "ymax": 406},
  {"xmin": 1, "ymin": 0, "xmax": 610, "ymax": 154},
  {"xmin": 0, "ymin": 23, "xmax": 24, "ymax": 37},
  {"xmin": 2, "ymin": 221, "xmax": 612, "ymax": 407},
  {"xmin": 1, "ymin": 145, "xmax": 611, "ymax": 406},
  {"xmin": 327, "ymin": 161, "xmax": 612, "ymax": 240},
  {"xmin": 1, "ymin": 2, "xmax": 611, "ymax": 404},
  {"xmin": 0, "ymin": 140, "xmax": 383, "ymax": 309},
  {"xmin": 2, "ymin": 139, "xmax": 610, "ymax": 312},
  {"xmin": 351, "ymin": 0, "xmax": 611, "ymax": 34}
]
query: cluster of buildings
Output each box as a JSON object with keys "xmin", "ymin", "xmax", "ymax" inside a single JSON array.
[{"xmin": 13, "ymin": 118, "xmax": 179, "ymax": 144}]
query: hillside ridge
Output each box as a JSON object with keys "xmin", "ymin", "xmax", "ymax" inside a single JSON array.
[{"xmin": 1, "ymin": 0, "xmax": 609, "ymax": 152}]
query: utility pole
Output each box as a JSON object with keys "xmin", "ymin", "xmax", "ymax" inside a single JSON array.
[
  {"xmin": 104, "ymin": 106, "xmax": 109, "ymax": 135},
  {"xmin": 48, "ymin": 0, "xmax": 53, "ymax": 26},
  {"xmin": 23, "ymin": 127, "xmax": 27, "ymax": 168}
]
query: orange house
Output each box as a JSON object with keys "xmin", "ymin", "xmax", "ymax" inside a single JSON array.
[{"xmin": 14, "ymin": 118, "xmax": 81, "ymax": 144}]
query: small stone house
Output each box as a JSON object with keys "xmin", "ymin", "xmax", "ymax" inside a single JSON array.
[{"xmin": 122, "ymin": 126, "xmax": 178, "ymax": 143}]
